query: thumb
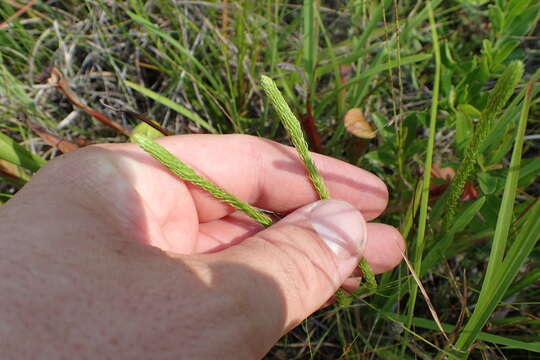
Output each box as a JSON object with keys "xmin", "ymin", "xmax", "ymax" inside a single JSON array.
[{"xmin": 209, "ymin": 199, "xmax": 367, "ymax": 335}]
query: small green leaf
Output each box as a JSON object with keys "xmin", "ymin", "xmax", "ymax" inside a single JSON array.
[
  {"xmin": 336, "ymin": 290, "xmax": 353, "ymax": 307},
  {"xmin": 441, "ymin": 41, "xmax": 456, "ymax": 67},
  {"xmin": 130, "ymin": 122, "xmax": 165, "ymax": 141},
  {"xmin": 449, "ymin": 196, "xmax": 486, "ymax": 234},
  {"xmin": 458, "ymin": 104, "xmax": 482, "ymax": 118},
  {"xmin": 359, "ymin": 257, "xmax": 377, "ymax": 290},
  {"xmin": 455, "ymin": 112, "xmax": 473, "ymax": 154},
  {"xmin": 478, "ymin": 172, "xmax": 503, "ymax": 195},
  {"xmin": 518, "ymin": 157, "xmax": 540, "ymax": 187},
  {"xmin": 493, "ymin": 40, "xmax": 519, "ymax": 67},
  {"xmin": 364, "ymin": 147, "xmax": 396, "ymax": 166},
  {"xmin": 482, "ymin": 39, "xmax": 494, "ymax": 64},
  {"xmin": 506, "ymin": 0, "xmax": 532, "ymax": 23},
  {"xmin": 488, "ymin": 5, "xmax": 505, "ymax": 33},
  {"xmin": 0, "ymin": 132, "xmax": 46, "ymax": 172}
]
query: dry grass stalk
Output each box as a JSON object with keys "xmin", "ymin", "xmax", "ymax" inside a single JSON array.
[
  {"xmin": 26, "ymin": 120, "xmax": 80, "ymax": 153},
  {"xmin": 47, "ymin": 68, "xmax": 131, "ymax": 137},
  {"xmin": 0, "ymin": 0, "xmax": 38, "ymax": 30}
]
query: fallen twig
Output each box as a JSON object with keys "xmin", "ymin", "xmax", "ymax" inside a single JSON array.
[
  {"xmin": 99, "ymin": 98, "xmax": 172, "ymax": 136},
  {"xmin": 26, "ymin": 120, "xmax": 80, "ymax": 153},
  {"xmin": 0, "ymin": 0, "xmax": 38, "ymax": 30},
  {"xmin": 48, "ymin": 68, "xmax": 131, "ymax": 137}
]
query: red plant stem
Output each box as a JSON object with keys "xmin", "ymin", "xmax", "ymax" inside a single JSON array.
[
  {"xmin": 300, "ymin": 101, "xmax": 323, "ymax": 153},
  {"xmin": 49, "ymin": 68, "xmax": 131, "ymax": 137}
]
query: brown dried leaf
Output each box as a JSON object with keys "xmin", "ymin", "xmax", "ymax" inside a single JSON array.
[
  {"xmin": 27, "ymin": 120, "xmax": 80, "ymax": 153},
  {"xmin": 339, "ymin": 65, "xmax": 353, "ymax": 97},
  {"xmin": 430, "ymin": 163, "xmax": 479, "ymax": 201},
  {"xmin": 344, "ymin": 108, "xmax": 376, "ymax": 139},
  {"xmin": 461, "ymin": 181, "xmax": 479, "ymax": 201},
  {"xmin": 431, "ymin": 163, "xmax": 455, "ymax": 181},
  {"xmin": 0, "ymin": 159, "xmax": 29, "ymax": 185},
  {"xmin": 399, "ymin": 248, "xmax": 449, "ymax": 341}
]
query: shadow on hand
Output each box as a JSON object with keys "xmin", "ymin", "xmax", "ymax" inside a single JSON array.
[{"xmin": 0, "ymin": 144, "xmax": 290, "ymax": 359}]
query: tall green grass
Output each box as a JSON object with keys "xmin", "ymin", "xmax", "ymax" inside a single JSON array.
[
  {"xmin": 452, "ymin": 76, "xmax": 538, "ymax": 357},
  {"xmin": 0, "ymin": 0, "xmax": 539, "ymax": 358},
  {"xmin": 403, "ymin": 2, "xmax": 441, "ymax": 354}
]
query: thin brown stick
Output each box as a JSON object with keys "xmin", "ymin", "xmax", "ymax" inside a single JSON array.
[
  {"xmin": 221, "ymin": 0, "xmax": 229, "ymax": 34},
  {"xmin": 399, "ymin": 249, "xmax": 450, "ymax": 341},
  {"xmin": 0, "ymin": 0, "xmax": 38, "ymax": 30},
  {"xmin": 26, "ymin": 120, "xmax": 80, "ymax": 153},
  {"xmin": 0, "ymin": 0, "xmax": 37, "ymax": 30},
  {"xmin": 48, "ymin": 68, "xmax": 131, "ymax": 137},
  {"xmin": 124, "ymin": 111, "xmax": 172, "ymax": 136},
  {"xmin": 99, "ymin": 98, "xmax": 172, "ymax": 136},
  {"xmin": 3, "ymin": 0, "xmax": 50, "ymax": 22},
  {"xmin": 300, "ymin": 101, "xmax": 323, "ymax": 153}
]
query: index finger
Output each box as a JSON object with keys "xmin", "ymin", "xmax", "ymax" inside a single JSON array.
[{"xmin": 149, "ymin": 134, "xmax": 388, "ymax": 222}]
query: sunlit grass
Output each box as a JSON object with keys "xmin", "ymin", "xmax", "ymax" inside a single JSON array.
[{"xmin": 0, "ymin": 0, "xmax": 539, "ymax": 358}]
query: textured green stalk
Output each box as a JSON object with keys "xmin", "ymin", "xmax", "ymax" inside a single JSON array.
[
  {"xmin": 453, "ymin": 80, "xmax": 535, "ymax": 356},
  {"xmin": 261, "ymin": 75, "xmax": 377, "ymax": 293},
  {"xmin": 359, "ymin": 258, "xmax": 377, "ymax": 289},
  {"xmin": 406, "ymin": 0, "xmax": 441, "ymax": 331},
  {"xmin": 260, "ymin": 75, "xmax": 330, "ymax": 199},
  {"xmin": 444, "ymin": 61, "xmax": 524, "ymax": 228},
  {"xmin": 480, "ymin": 78, "xmax": 529, "ymax": 293},
  {"xmin": 133, "ymin": 134, "xmax": 273, "ymax": 227},
  {"xmin": 399, "ymin": 5, "xmax": 442, "ymax": 356}
]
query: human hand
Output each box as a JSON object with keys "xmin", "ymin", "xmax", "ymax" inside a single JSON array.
[{"xmin": 0, "ymin": 134, "xmax": 404, "ymax": 359}]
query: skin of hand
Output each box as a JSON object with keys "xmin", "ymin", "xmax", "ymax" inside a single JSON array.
[{"xmin": 0, "ymin": 134, "xmax": 404, "ymax": 359}]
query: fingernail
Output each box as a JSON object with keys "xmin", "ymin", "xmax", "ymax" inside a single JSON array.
[{"xmin": 308, "ymin": 200, "xmax": 367, "ymax": 262}]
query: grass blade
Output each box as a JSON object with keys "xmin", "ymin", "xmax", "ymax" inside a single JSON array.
[
  {"xmin": 443, "ymin": 61, "xmax": 524, "ymax": 228},
  {"xmin": 126, "ymin": 11, "xmax": 221, "ymax": 90},
  {"xmin": 0, "ymin": 132, "xmax": 46, "ymax": 172},
  {"xmin": 480, "ymin": 76, "xmax": 529, "ymax": 289},
  {"xmin": 453, "ymin": 200, "xmax": 540, "ymax": 355},
  {"xmin": 320, "ymin": 53, "xmax": 431, "ymax": 104},
  {"xmin": 404, "ymin": 0, "xmax": 442, "ymax": 342},
  {"xmin": 422, "ymin": 196, "xmax": 486, "ymax": 273},
  {"xmin": 453, "ymin": 79, "xmax": 535, "ymax": 356},
  {"xmin": 302, "ymin": 0, "xmax": 318, "ymax": 97},
  {"xmin": 387, "ymin": 313, "xmax": 540, "ymax": 353},
  {"xmin": 125, "ymin": 81, "xmax": 217, "ymax": 134}
]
